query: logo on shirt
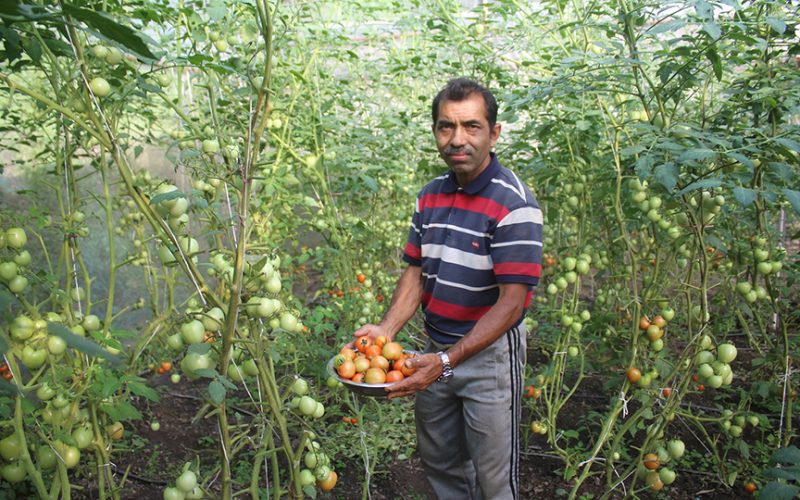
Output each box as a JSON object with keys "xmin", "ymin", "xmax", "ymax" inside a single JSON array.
[{"xmin": 471, "ymin": 240, "xmax": 480, "ymax": 249}]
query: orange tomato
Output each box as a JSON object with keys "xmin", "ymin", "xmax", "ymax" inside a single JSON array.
[
  {"xmin": 339, "ymin": 347, "xmax": 356, "ymax": 361},
  {"xmin": 642, "ymin": 453, "xmax": 659, "ymax": 470},
  {"xmin": 385, "ymin": 370, "xmax": 404, "ymax": 383},
  {"xmin": 356, "ymin": 273, "xmax": 366, "ymax": 283},
  {"xmin": 660, "ymin": 387, "xmax": 672, "ymax": 398},
  {"xmin": 374, "ymin": 335, "xmax": 388, "ymax": 348},
  {"xmin": 400, "ymin": 357, "xmax": 417, "ymax": 377},
  {"xmin": 626, "ymin": 367, "xmax": 641, "ymax": 383},
  {"xmin": 317, "ymin": 470, "xmax": 337, "ymax": 492},
  {"xmin": 355, "ymin": 336, "xmax": 372, "ymax": 353},
  {"xmin": 353, "ymin": 357, "xmax": 370, "ymax": 373},
  {"xmin": 337, "ymin": 360, "xmax": 356, "ymax": 379},
  {"xmin": 364, "ymin": 368, "xmax": 386, "ymax": 384},
  {"xmin": 638, "ymin": 316, "xmax": 650, "ymax": 331},
  {"xmin": 524, "ymin": 385, "xmax": 536, "ymax": 397},
  {"xmin": 370, "ymin": 355, "xmax": 390, "ymax": 371},
  {"xmin": 382, "ymin": 342, "xmax": 403, "ymax": 361},
  {"xmin": 161, "ymin": 361, "xmax": 173, "ymax": 371},
  {"xmin": 351, "ymin": 373, "xmax": 365, "ymax": 383},
  {"xmin": 743, "ymin": 482, "xmax": 757, "ymax": 494},
  {"xmin": 364, "ymin": 344, "xmax": 382, "ymax": 359}
]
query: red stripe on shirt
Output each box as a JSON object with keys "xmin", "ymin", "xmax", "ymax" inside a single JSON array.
[
  {"xmin": 404, "ymin": 242, "xmax": 421, "ymax": 261},
  {"xmin": 494, "ymin": 262, "xmax": 542, "ymax": 278},
  {"xmin": 425, "ymin": 296, "xmax": 493, "ymax": 321},
  {"xmin": 418, "ymin": 192, "xmax": 510, "ymax": 221}
]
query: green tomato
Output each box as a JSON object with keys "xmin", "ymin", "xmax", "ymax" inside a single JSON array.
[
  {"xmin": 176, "ymin": 469, "xmax": 198, "ymax": 493},
  {"xmin": 5, "ymin": 228, "xmax": 27, "ymax": 249},
  {"xmin": 201, "ymin": 307, "xmax": 224, "ymax": 331},
  {"xmin": 279, "ymin": 312, "xmax": 298, "ymax": 332},
  {"xmin": 22, "ymin": 346, "xmax": 48, "ymax": 370},
  {"xmin": 291, "ymin": 377, "xmax": 309, "ymax": 396},
  {"xmin": 82, "ymin": 314, "xmax": 101, "ymax": 332},
  {"xmin": 0, "ymin": 261, "xmax": 18, "ymax": 281},
  {"xmin": 105, "ymin": 47, "xmax": 122, "ymax": 64},
  {"xmin": 36, "ymin": 384, "xmax": 56, "ymax": 401},
  {"xmin": 299, "ymin": 468, "xmax": 316, "ymax": 486},
  {"xmin": 227, "ymin": 364, "xmax": 244, "ymax": 382},
  {"xmin": 659, "ymin": 467, "xmax": 676, "ymax": 485},
  {"xmin": 242, "ymin": 359, "xmax": 259, "ymax": 377},
  {"xmin": 72, "ymin": 425, "xmax": 94, "ymax": 449},
  {"xmin": 716, "ymin": 343, "xmax": 737, "ymax": 363},
  {"xmin": 150, "ymin": 421, "xmax": 161, "ymax": 431},
  {"xmin": 667, "ymin": 439, "xmax": 684, "ymax": 459},
  {"xmin": 298, "ymin": 396, "xmax": 317, "ymax": 416},
  {"xmin": 163, "ymin": 486, "xmax": 186, "ymax": 500},
  {"xmin": 313, "ymin": 402, "xmax": 325, "ymax": 419},
  {"xmin": 8, "ymin": 275, "xmax": 28, "ymax": 293},
  {"xmin": 89, "ymin": 77, "xmax": 111, "ymax": 97},
  {"xmin": 180, "ymin": 353, "xmax": 215, "ymax": 379},
  {"xmin": 53, "ymin": 441, "xmax": 80, "ymax": 469},
  {"xmin": 167, "ymin": 333, "xmax": 185, "ymax": 350},
  {"xmin": 181, "ymin": 320, "xmax": 205, "ymax": 345},
  {"xmin": 47, "ymin": 335, "xmax": 68, "ymax": 355},
  {"xmin": 37, "ymin": 446, "xmax": 58, "ymax": 469},
  {"xmin": 10, "ymin": 315, "xmax": 34, "ymax": 340},
  {"xmin": 0, "ymin": 434, "xmax": 23, "ymax": 461},
  {"xmin": 0, "ymin": 461, "xmax": 26, "ymax": 483}
]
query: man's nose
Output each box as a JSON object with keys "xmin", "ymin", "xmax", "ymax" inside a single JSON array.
[{"xmin": 450, "ymin": 126, "xmax": 466, "ymax": 147}]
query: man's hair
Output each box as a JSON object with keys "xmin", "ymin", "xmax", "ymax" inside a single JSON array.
[{"xmin": 432, "ymin": 77, "xmax": 498, "ymax": 127}]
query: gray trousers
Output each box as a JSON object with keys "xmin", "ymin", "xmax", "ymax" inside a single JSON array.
[{"xmin": 415, "ymin": 324, "xmax": 526, "ymax": 500}]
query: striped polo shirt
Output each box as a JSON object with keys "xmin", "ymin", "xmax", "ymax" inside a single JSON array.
[{"xmin": 403, "ymin": 153, "xmax": 543, "ymax": 344}]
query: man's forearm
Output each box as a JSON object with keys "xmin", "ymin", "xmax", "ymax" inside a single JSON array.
[
  {"xmin": 379, "ymin": 265, "xmax": 423, "ymax": 338},
  {"xmin": 445, "ymin": 283, "xmax": 528, "ymax": 369}
]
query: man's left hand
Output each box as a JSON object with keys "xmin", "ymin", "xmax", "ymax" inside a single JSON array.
[{"xmin": 385, "ymin": 353, "xmax": 442, "ymax": 399}]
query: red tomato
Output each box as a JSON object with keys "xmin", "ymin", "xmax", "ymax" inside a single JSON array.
[{"xmin": 385, "ymin": 370, "xmax": 404, "ymax": 383}]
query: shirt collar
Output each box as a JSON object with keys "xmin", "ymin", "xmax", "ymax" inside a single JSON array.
[{"xmin": 441, "ymin": 152, "xmax": 500, "ymax": 194}]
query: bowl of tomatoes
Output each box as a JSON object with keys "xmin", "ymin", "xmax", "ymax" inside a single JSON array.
[{"xmin": 327, "ymin": 338, "xmax": 420, "ymax": 398}]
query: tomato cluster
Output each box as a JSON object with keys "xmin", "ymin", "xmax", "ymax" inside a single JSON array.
[{"xmin": 333, "ymin": 337, "xmax": 417, "ymax": 385}]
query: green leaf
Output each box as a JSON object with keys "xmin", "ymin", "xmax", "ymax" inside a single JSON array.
[
  {"xmin": 216, "ymin": 375, "xmax": 237, "ymax": 390},
  {"xmin": 732, "ymin": 187, "xmax": 757, "ymax": 207},
  {"xmin": 765, "ymin": 17, "xmax": 787, "ymax": 34},
  {"xmin": 763, "ymin": 466, "xmax": 800, "ymax": 481},
  {"xmin": 783, "ymin": 189, "xmax": 800, "ymax": 215},
  {"xmin": 47, "ymin": 322, "xmax": 122, "ymax": 365},
  {"xmin": 149, "ymin": 190, "xmax": 186, "ymax": 205},
  {"xmin": 705, "ymin": 235, "xmax": 728, "ymax": 254},
  {"xmin": 775, "ymin": 137, "xmax": 800, "ymax": 153},
  {"xmin": 653, "ymin": 163, "xmax": 679, "ymax": 192},
  {"xmin": 208, "ymin": 380, "xmax": 225, "ymax": 405},
  {"xmin": 302, "ymin": 485, "xmax": 317, "ymax": 499},
  {"xmin": 193, "ymin": 368, "xmax": 218, "ymax": 379},
  {"xmin": 180, "ymin": 148, "xmax": 201, "ymax": 160},
  {"xmin": 187, "ymin": 343, "xmax": 211, "ymax": 355},
  {"xmin": 678, "ymin": 148, "xmax": 716, "ymax": 163},
  {"xmin": 758, "ymin": 482, "xmax": 800, "ymax": 500},
  {"xmin": 127, "ymin": 380, "xmax": 159, "ymax": 402},
  {"xmin": 772, "ymin": 445, "xmax": 800, "ymax": 465},
  {"xmin": 677, "ymin": 178, "xmax": 723, "ymax": 196},
  {"xmin": 61, "ymin": 4, "xmax": 156, "ymax": 61},
  {"xmin": 705, "ymin": 47, "xmax": 722, "ymax": 81},
  {"xmin": 100, "ymin": 400, "xmax": 142, "ymax": 421},
  {"xmin": 647, "ymin": 19, "xmax": 685, "ymax": 35},
  {"xmin": 703, "ymin": 22, "xmax": 721, "ymax": 40}
]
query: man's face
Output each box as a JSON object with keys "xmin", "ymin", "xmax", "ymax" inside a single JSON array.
[{"xmin": 432, "ymin": 93, "xmax": 501, "ymax": 186}]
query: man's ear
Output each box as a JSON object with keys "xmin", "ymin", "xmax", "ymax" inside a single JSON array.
[{"xmin": 490, "ymin": 123, "xmax": 501, "ymax": 146}]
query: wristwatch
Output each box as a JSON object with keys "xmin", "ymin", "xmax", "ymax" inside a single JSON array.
[{"xmin": 436, "ymin": 351, "xmax": 454, "ymax": 383}]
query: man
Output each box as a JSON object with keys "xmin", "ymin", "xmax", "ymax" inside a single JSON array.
[{"xmin": 353, "ymin": 77, "xmax": 542, "ymax": 499}]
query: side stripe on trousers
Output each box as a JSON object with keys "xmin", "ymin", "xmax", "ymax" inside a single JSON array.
[{"xmin": 506, "ymin": 325, "xmax": 522, "ymax": 499}]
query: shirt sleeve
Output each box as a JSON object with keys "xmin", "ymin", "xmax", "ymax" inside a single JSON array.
[
  {"xmin": 402, "ymin": 196, "xmax": 422, "ymax": 266},
  {"xmin": 490, "ymin": 204, "xmax": 543, "ymax": 285}
]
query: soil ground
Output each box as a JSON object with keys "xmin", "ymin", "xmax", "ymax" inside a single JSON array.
[{"xmin": 65, "ymin": 374, "xmax": 754, "ymax": 500}]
